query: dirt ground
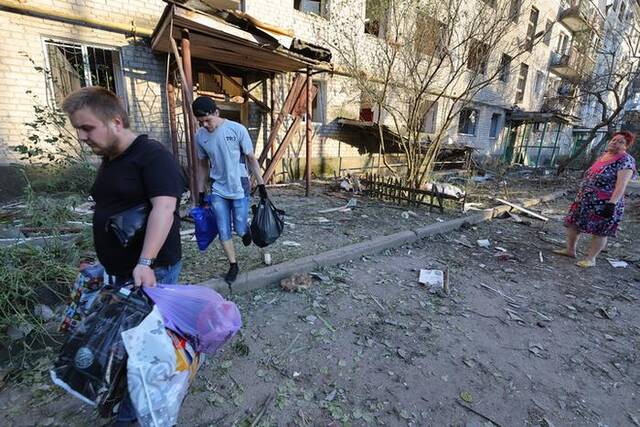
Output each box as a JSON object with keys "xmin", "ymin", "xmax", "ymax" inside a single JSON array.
[
  {"xmin": 2, "ymin": 186, "xmax": 639, "ymax": 426},
  {"xmin": 179, "ymin": 181, "xmax": 464, "ymax": 284}
]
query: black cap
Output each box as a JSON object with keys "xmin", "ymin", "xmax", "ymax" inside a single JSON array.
[{"xmin": 192, "ymin": 96, "xmax": 217, "ymax": 117}]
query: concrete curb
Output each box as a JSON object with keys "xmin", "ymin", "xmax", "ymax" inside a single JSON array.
[{"xmin": 200, "ymin": 190, "xmax": 567, "ymax": 295}]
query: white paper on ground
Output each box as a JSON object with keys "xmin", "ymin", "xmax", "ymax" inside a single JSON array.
[{"xmin": 418, "ymin": 270, "xmax": 444, "ymax": 290}]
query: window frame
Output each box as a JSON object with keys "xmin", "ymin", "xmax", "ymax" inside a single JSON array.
[
  {"xmin": 467, "ymin": 39, "xmax": 490, "ymax": 74},
  {"xmin": 457, "ymin": 108, "xmax": 478, "ymax": 136},
  {"xmin": 534, "ymin": 70, "xmax": 545, "ymax": 95},
  {"xmin": 499, "ymin": 53, "xmax": 512, "ymax": 82},
  {"xmin": 489, "ymin": 113, "xmax": 501, "ymax": 138},
  {"xmin": 422, "ymin": 101, "xmax": 439, "ymax": 134},
  {"xmin": 515, "ymin": 63, "xmax": 529, "ymax": 104},
  {"xmin": 42, "ymin": 37, "xmax": 126, "ymax": 108},
  {"xmin": 310, "ymin": 79, "xmax": 326, "ymax": 124},
  {"xmin": 294, "ymin": 0, "xmax": 328, "ymax": 18},
  {"xmin": 525, "ymin": 7, "xmax": 539, "ymax": 52},
  {"xmin": 543, "ymin": 20, "xmax": 553, "ymax": 46}
]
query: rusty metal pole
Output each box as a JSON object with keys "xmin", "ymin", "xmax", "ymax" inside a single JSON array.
[
  {"xmin": 167, "ymin": 81, "xmax": 179, "ymax": 159},
  {"xmin": 181, "ymin": 29, "xmax": 199, "ymax": 205},
  {"xmin": 305, "ymin": 67, "xmax": 312, "ymax": 197}
]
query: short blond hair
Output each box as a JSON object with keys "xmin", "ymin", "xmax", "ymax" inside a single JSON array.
[{"xmin": 62, "ymin": 86, "xmax": 130, "ymax": 128}]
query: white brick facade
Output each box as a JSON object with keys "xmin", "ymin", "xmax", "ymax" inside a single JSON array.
[{"xmin": 0, "ymin": 0, "xmax": 167, "ymax": 165}]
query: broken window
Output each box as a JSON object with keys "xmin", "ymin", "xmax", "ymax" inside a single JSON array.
[
  {"xmin": 467, "ymin": 39, "xmax": 490, "ymax": 74},
  {"xmin": 515, "ymin": 63, "xmax": 529, "ymax": 104},
  {"xmin": 499, "ymin": 54, "xmax": 512, "ymax": 82},
  {"xmin": 416, "ymin": 13, "xmax": 446, "ymax": 58},
  {"xmin": 422, "ymin": 101, "xmax": 438, "ymax": 133},
  {"xmin": 525, "ymin": 7, "xmax": 539, "ymax": 52},
  {"xmin": 44, "ymin": 39, "xmax": 124, "ymax": 107},
  {"xmin": 489, "ymin": 113, "xmax": 501, "ymax": 138},
  {"xmin": 294, "ymin": 0, "xmax": 326, "ymax": 17},
  {"xmin": 458, "ymin": 108, "xmax": 478, "ymax": 135},
  {"xmin": 543, "ymin": 20, "xmax": 553, "ymax": 46}
]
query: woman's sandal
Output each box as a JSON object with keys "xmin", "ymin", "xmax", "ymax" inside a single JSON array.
[
  {"xmin": 576, "ymin": 259, "xmax": 596, "ymax": 268},
  {"xmin": 552, "ymin": 248, "xmax": 576, "ymax": 258}
]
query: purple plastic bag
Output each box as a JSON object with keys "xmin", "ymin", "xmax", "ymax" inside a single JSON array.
[{"xmin": 143, "ymin": 285, "xmax": 241, "ymax": 354}]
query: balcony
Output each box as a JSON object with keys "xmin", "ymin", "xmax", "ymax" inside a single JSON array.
[
  {"xmin": 549, "ymin": 48, "xmax": 595, "ymax": 82},
  {"xmin": 558, "ymin": 0, "xmax": 603, "ymax": 34}
]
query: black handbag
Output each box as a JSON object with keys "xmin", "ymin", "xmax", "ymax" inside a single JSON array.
[{"xmin": 105, "ymin": 203, "xmax": 149, "ymax": 248}]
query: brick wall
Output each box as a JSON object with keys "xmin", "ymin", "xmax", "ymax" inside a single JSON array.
[{"xmin": 0, "ymin": 0, "xmax": 168, "ymax": 165}]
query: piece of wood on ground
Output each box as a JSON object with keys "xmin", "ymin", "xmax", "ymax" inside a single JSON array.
[{"xmin": 494, "ymin": 197, "xmax": 549, "ymax": 221}]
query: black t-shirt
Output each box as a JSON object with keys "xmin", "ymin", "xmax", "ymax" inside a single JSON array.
[{"xmin": 91, "ymin": 135, "xmax": 185, "ymax": 276}]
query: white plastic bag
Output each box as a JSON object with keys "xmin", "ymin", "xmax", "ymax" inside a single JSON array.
[{"xmin": 121, "ymin": 306, "xmax": 189, "ymax": 427}]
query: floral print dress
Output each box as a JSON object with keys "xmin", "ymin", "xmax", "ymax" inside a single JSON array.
[{"xmin": 564, "ymin": 152, "xmax": 637, "ymax": 237}]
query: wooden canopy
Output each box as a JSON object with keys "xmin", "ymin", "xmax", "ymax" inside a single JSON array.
[{"xmin": 151, "ymin": 3, "xmax": 322, "ymax": 73}]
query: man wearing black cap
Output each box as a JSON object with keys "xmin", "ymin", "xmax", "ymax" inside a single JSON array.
[{"xmin": 192, "ymin": 96, "xmax": 267, "ymax": 284}]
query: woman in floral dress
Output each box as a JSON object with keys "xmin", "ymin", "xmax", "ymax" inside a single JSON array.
[{"xmin": 554, "ymin": 131, "xmax": 637, "ymax": 267}]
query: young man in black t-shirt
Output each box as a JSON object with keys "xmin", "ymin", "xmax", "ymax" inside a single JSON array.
[
  {"xmin": 63, "ymin": 86, "xmax": 184, "ymax": 288},
  {"xmin": 62, "ymin": 87, "xmax": 184, "ymax": 425}
]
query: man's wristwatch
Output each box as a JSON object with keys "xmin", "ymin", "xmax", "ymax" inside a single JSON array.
[{"xmin": 137, "ymin": 257, "xmax": 155, "ymax": 267}]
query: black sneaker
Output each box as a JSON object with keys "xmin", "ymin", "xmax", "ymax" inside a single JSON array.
[
  {"xmin": 225, "ymin": 263, "xmax": 239, "ymax": 284},
  {"xmin": 242, "ymin": 232, "xmax": 252, "ymax": 247}
]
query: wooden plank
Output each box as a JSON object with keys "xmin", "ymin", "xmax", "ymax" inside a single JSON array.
[
  {"xmin": 494, "ymin": 198, "xmax": 549, "ymax": 221},
  {"xmin": 263, "ymin": 116, "xmax": 303, "ymax": 183},
  {"xmin": 257, "ymin": 74, "xmax": 306, "ymax": 166}
]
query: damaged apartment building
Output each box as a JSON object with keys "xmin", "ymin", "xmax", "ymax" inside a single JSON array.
[{"xmin": 0, "ymin": 0, "xmax": 639, "ymax": 195}]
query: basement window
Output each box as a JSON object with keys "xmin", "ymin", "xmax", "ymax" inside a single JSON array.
[{"xmin": 43, "ymin": 39, "xmax": 125, "ymax": 108}]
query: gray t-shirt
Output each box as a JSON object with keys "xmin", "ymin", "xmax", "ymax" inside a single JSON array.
[{"xmin": 196, "ymin": 120, "xmax": 254, "ymax": 199}]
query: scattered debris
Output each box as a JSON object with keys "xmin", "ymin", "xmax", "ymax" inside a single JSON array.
[
  {"xmin": 401, "ymin": 211, "xmax": 418, "ymax": 219},
  {"xmin": 477, "ymin": 239, "xmax": 491, "ymax": 248},
  {"xmin": 456, "ymin": 400, "xmax": 503, "ymax": 427},
  {"xmin": 505, "ymin": 309, "xmax": 525, "ymax": 323},
  {"xmin": 596, "ymin": 306, "xmax": 619, "ymax": 320},
  {"xmin": 607, "ymin": 259, "xmax": 628, "ymax": 268},
  {"xmin": 280, "ymin": 274, "xmax": 313, "ymax": 292},
  {"xmin": 318, "ymin": 198, "xmax": 357, "ymax": 214},
  {"xmin": 281, "ymin": 241, "xmax": 301, "ymax": 247},
  {"xmin": 418, "ymin": 269, "xmax": 444, "ymax": 291},
  {"xmin": 494, "ymin": 197, "xmax": 549, "ymax": 221},
  {"xmin": 34, "ymin": 304, "xmax": 54, "ymax": 322}
]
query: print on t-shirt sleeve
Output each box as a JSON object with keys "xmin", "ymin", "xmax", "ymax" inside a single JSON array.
[
  {"xmin": 239, "ymin": 125, "xmax": 255, "ymax": 155},
  {"xmin": 195, "ymin": 129, "xmax": 207, "ymax": 160},
  {"xmin": 142, "ymin": 147, "xmax": 185, "ymax": 199}
]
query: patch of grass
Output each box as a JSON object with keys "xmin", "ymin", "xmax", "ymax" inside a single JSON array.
[
  {"xmin": 0, "ymin": 239, "xmax": 79, "ymax": 346},
  {"xmin": 24, "ymin": 163, "xmax": 96, "ymax": 196}
]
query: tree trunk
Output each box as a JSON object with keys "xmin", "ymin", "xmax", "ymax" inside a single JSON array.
[{"xmin": 556, "ymin": 128, "xmax": 606, "ymax": 175}]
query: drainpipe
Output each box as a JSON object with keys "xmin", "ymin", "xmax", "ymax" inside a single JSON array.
[{"xmin": 0, "ymin": 0, "xmax": 153, "ymax": 37}]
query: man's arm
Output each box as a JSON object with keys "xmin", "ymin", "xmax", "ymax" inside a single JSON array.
[
  {"xmin": 198, "ymin": 158, "xmax": 210, "ymax": 193},
  {"xmin": 246, "ymin": 152, "xmax": 264, "ymax": 186},
  {"xmin": 132, "ymin": 195, "xmax": 176, "ymax": 287}
]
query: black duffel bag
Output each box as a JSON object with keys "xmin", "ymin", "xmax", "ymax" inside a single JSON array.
[{"xmin": 250, "ymin": 197, "xmax": 285, "ymax": 248}]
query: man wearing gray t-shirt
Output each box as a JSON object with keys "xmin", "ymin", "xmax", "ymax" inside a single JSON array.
[{"xmin": 193, "ymin": 96, "xmax": 266, "ymax": 284}]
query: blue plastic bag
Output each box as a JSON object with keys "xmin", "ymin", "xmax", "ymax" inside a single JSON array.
[
  {"xmin": 144, "ymin": 285, "xmax": 241, "ymax": 354},
  {"xmin": 190, "ymin": 205, "xmax": 217, "ymax": 251}
]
